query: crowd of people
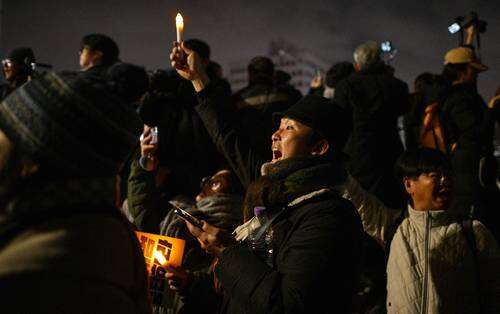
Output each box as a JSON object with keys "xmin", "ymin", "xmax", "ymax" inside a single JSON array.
[{"xmin": 0, "ymin": 23, "xmax": 499, "ymax": 314}]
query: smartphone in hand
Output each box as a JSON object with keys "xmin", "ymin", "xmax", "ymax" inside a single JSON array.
[
  {"xmin": 172, "ymin": 204, "xmax": 204, "ymax": 230},
  {"xmin": 150, "ymin": 127, "xmax": 159, "ymax": 145}
]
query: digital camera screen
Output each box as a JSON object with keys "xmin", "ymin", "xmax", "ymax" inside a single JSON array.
[
  {"xmin": 448, "ymin": 23, "xmax": 461, "ymax": 34},
  {"xmin": 381, "ymin": 41, "xmax": 392, "ymax": 52}
]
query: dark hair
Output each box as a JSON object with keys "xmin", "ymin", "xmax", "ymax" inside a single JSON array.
[
  {"xmin": 395, "ymin": 148, "xmax": 451, "ymax": 180},
  {"xmin": 308, "ymin": 130, "xmax": 333, "ymax": 159},
  {"xmin": 325, "ymin": 62, "xmax": 354, "ymax": 88},
  {"xmin": 148, "ymin": 69, "xmax": 182, "ymax": 94},
  {"xmin": 421, "ymin": 75, "xmax": 447, "ymax": 106},
  {"xmin": 307, "ymin": 129, "xmax": 345, "ymax": 162},
  {"xmin": 7, "ymin": 47, "xmax": 36, "ymax": 77},
  {"xmin": 306, "ymin": 102, "xmax": 351, "ymax": 162},
  {"xmin": 248, "ymin": 56, "xmax": 274, "ymax": 84},
  {"xmin": 274, "ymin": 70, "xmax": 292, "ymax": 85},
  {"xmin": 206, "ymin": 61, "xmax": 222, "ymax": 79},
  {"xmin": 106, "ymin": 63, "xmax": 149, "ymax": 103},
  {"xmin": 410, "ymin": 73, "xmax": 448, "ymax": 123},
  {"xmin": 81, "ymin": 34, "xmax": 120, "ymax": 66},
  {"xmin": 414, "ymin": 72, "xmax": 434, "ymax": 93},
  {"xmin": 184, "ymin": 39, "xmax": 211, "ymax": 60},
  {"xmin": 441, "ymin": 63, "xmax": 467, "ymax": 85}
]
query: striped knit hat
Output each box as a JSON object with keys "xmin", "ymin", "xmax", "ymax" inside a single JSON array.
[{"xmin": 0, "ymin": 71, "xmax": 142, "ymax": 177}]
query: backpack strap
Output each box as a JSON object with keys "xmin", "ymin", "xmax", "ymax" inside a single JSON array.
[
  {"xmin": 461, "ymin": 212, "xmax": 482, "ymax": 312},
  {"xmin": 252, "ymin": 208, "xmax": 286, "ymax": 242},
  {"xmin": 436, "ymin": 107, "xmax": 454, "ymax": 155},
  {"xmin": 461, "ymin": 218, "xmax": 478, "ymax": 261}
]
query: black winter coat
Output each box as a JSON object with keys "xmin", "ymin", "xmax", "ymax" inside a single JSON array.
[
  {"xmin": 0, "ymin": 83, "xmax": 14, "ymax": 101},
  {"xmin": 194, "ymin": 83, "xmax": 364, "ymax": 313},
  {"xmin": 215, "ymin": 191, "xmax": 363, "ymax": 314},
  {"xmin": 334, "ymin": 63, "xmax": 409, "ymax": 208},
  {"xmin": 441, "ymin": 83, "xmax": 495, "ymax": 213}
]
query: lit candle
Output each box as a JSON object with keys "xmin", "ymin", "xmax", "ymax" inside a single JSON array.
[
  {"xmin": 176, "ymin": 13, "xmax": 184, "ymax": 43},
  {"xmin": 154, "ymin": 250, "xmax": 167, "ymax": 266}
]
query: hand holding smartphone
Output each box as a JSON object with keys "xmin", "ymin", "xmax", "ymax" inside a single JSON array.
[{"xmin": 172, "ymin": 203, "xmax": 204, "ymax": 230}]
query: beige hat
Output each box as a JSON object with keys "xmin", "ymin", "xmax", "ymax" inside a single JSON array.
[{"xmin": 444, "ymin": 47, "xmax": 488, "ymax": 72}]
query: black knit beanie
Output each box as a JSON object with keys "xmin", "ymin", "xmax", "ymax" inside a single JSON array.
[{"xmin": 274, "ymin": 94, "xmax": 351, "ymax": 150}]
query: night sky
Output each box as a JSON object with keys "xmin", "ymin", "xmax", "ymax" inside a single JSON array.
[{"xmin": 1, "ymin": 0, "xmax": 499, "ymax": 98}]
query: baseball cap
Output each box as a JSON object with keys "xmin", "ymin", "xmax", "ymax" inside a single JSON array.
[{"xmin": 444, "ymin": 47, "xmax": 488, "ymax": 72}]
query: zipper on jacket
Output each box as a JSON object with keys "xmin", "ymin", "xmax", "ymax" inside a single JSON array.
[{"xmin": 420, "ymin": 212, "xmax": 431, "ymax": 314}]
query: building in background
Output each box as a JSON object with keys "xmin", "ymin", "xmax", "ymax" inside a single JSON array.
[{"xmin": 228, "ymin": 39, "xmax": 329, "ymax": 95}]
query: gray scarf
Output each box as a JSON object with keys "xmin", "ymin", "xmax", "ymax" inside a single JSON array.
[
  {"xmin": 158, "ymin": 193, "xmax": 243, "ymax": 271},
  {"xmin": 159, "ymin": 193, "xmax": 243, "ymax": 238}
]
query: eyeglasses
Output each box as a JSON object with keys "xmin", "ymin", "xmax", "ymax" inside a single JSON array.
[
  {"xmin": 425, "ymin": 172, "xmax": 450, "ymax": 185},
  {"xmin": 200, "ymin": 176, "xmax": 225, "ymax": 191}
]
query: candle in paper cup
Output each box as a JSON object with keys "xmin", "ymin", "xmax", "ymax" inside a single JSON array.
[{"xmin": 176, "ymin": 13, "xmax": 184, "ymax": 43}]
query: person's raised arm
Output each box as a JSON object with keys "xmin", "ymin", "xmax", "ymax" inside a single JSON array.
[
  {"xmin": 170, "ymin": 42, "xmax": 268, "ymax": 188},
  {"xmin": 338, "ymin": 174, "xmax": 403, "ymax": 246},
  {"xmin": 127, "ymin": 125, "xmax": 169, "ymax": 233},
  {"xmin": 465, "ymin": 25, "xmax": 476, "ymax": 47}
]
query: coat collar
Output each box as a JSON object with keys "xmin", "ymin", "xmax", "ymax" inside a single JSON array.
[
  {"xmin": 407, "ymin": 205, "xmax": 456, "ymax": 227},
  {"xmin": 234, "ymin": 188, "xmax": 332, "ymax": 242}
]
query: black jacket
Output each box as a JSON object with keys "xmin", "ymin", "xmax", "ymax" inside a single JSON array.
[
  {"xmin": 80, "ymin": 64, "xmax": 111, "ymax": 80},
  {"xmin": 441, "ymin": 83, "xmax": 495, "ymax": 212},
  {"xmin": 194, "ymin": 83, "xmax": 364, "ymax": 313},
  {"xmin": 0, "ymin": 83, "xmax": 14, "ymax": 100},
  {"xmin": 232, "ymin": 82, "xmax": 301, "ymax": 151},
  {"xmin": 402, "ymin": 94, "xmax": 425, "ymax": 152},
  {"xmin": 334, "ymin": 63, "xmax": 409, "ymax": 207},
  {"xmin": 180, "ymin": 193, "xmax": 363, "ymax": 314},
  {"xmin": 215, "ymin": 192, "xmax": 363, "ymax": 314},
  {"xmin": 233, "ymin": 82, "xmax": 301, "ymax": 110}
]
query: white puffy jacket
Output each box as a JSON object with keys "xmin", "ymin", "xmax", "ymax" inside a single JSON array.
[{"xmin": 340, "ymin": 175, "xmax": 500, "ymax": 314}]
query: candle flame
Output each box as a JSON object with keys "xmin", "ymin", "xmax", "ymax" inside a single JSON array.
[
  {"xmin": 176, "ymin": 13, "xmax": 184, "ymax": 29},
  {"xmin": 154, "ymin": 250, "xmax": 167, "ymax": 265}
]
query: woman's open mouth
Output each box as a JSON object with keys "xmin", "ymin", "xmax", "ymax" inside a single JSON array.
[{"xmin": 272, "ymin": 149, "xmax": 283, "ymax": 162}]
